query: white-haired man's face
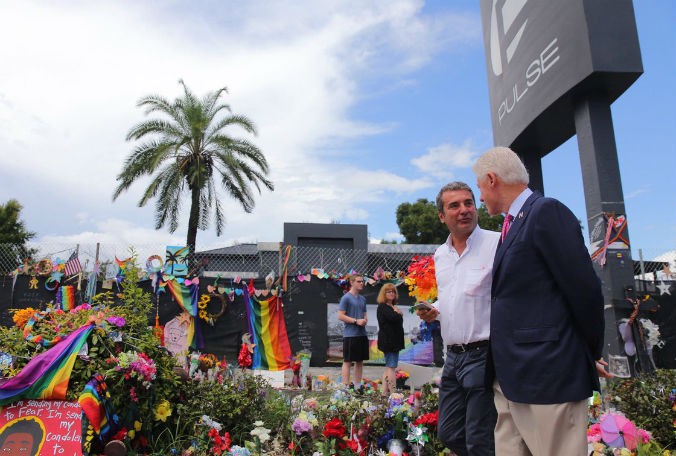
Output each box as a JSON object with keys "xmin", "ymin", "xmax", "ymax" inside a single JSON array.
[{"xmin": 477, "ymin": 174, "xmax": 501, "ymax": 216}]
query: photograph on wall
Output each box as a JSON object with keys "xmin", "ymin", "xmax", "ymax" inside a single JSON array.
[{"xmin": 326, "ymin": 303, "xmax": 434, "ymax": 365}]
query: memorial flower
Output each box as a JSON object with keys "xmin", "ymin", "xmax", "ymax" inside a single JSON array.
[
  {"xmin": 154, "ymin": 399, "xmax": 172, "ymax": 422},
  {"xmin": 405, "ymin": 255, "xmax": 437, "ymax": 303},
  {"xmin": 395, "ymin": 369, "xmax": 409, "ymax": 380}
]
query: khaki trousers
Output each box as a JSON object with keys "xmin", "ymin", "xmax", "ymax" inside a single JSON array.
[{"xmin": 493, "ymin": 381, "xmax": 588, "ymax": 456}]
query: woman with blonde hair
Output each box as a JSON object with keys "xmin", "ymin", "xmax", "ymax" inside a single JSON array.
[{"xmin": 376, "ymin": 283, "xmax": 405, "ymax": 396}]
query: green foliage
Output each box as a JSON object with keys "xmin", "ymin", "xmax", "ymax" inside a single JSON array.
[
  {"xmin": 0, "ymin": 199, "xmax": 36, "ymax": 272},
  {"xmin": 477, "ymin": 204, "xmax": 504, "ymax": 232},
  {"xmin": 113, "ymin": 80, "xmax": 274, "ymax": 250},
  {"xmin": 608, "ymin": 369, "xmax": 676, "ymax": 447},
  {"xmin": 396, "ymin": 198, "xmax": 448, "ymax": 244},
  {"xmin": 396, "ymin": 198, "xmax": 504, "ymax": 244},
  {"xmin": 173, "ymin": 374, "xmax": 289, "ymax": 446}
]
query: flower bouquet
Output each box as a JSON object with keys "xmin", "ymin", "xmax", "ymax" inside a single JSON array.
[
  {"xmin": 405, "ymin": 255, "xmax": 437, "ymax": 309},
  {"xmin": 395, "ymin": 369, "xmax": 410, "ymax": 389},
  {"xmin": 587, "ymin": 410, "xmax": 653, "ymax": 455}
]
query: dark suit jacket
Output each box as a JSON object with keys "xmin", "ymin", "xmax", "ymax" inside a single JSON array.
[{"xmin": 488, "ymin": 192, "xmax": 604, "ymax": 404}]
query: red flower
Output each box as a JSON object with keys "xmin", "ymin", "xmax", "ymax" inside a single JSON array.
[
  {"xmin": 345, "ymin": 439, "xmax": 359, "ymax": 452},
  {"xmin": 414, "ymin": 410, "xmax": 439, "ymax": 428},
  {"xmin": 208, "ymin": 429, "xmax": 231, "ymax": 455},
  {"xmin": 112, "ymin": 428, "xmax": 128, "ymax": 441},
  {"xmin": 322, "ymin": 418, "xmax": 346, "ymax": 438},
  {"xmin": 238, "ymin": 343, "xmax": 252, "ymax": 368}
]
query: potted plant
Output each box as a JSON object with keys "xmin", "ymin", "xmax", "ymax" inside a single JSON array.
[{"xmin": 395, "ymin": 369, "xmax": 410, "ymax": 389}]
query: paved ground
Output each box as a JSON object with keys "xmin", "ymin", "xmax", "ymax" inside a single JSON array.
[{"xmin": 280, "ymin": 362, "xmax": 442, "ymax": 390}]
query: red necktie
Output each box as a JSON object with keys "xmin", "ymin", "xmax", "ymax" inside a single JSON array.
[{"xmin": 501, "ymin": 214, "xmax": 514, "ymax": 241}]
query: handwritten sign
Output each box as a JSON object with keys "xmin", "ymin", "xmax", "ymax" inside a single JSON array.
[{"xmin": 0, "ymin": 400, "xmax": 82, "ymax": 456}]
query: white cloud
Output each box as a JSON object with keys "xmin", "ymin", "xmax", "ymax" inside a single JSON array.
[
  {"xmin": 625, "ymin": 187, "xmax": 650, "ymax": 199},
  {"xmin": 0, "ymin": 0, "xmax": 480, "ymax": 249},
  {"xmin": 410, "ymin": 141, "xmax": 476, "ymax": 179}
]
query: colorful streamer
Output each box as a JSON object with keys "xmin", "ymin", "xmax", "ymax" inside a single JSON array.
[
  {"xmin": 61, "ymin": 285, "xmax": 76, "ymax": 311},
  {"xmin": 0, "ymin": 324, "xmax": 94, "ymax": 406}
]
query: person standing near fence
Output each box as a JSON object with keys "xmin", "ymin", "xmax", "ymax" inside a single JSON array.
[
  {"xmin": 376, "ymin": 283, "xmax": 405, "ymax": 396},
  {"xmin": 338, "ymin": 273, "xmax": 369, "ymax": 388}
]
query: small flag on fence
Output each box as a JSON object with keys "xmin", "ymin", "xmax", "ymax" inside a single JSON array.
[{"xmin": 64, "ymin": 251, "xmax": 82, "ymax": 276}]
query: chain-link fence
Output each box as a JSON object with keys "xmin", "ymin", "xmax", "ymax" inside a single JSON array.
[
  {"xmin": 0, "ymin": 242, "xmax": 438, "ymax": 279},
  {"xmin": 0, "ymin": 242, "xmax": 672, "ymax": 281}
]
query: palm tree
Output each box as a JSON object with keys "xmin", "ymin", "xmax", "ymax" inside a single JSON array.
[{"xmin": 113, "ymin": 80, "xmax": 274, "ymax": 252}]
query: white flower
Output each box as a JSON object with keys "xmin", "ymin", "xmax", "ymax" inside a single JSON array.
[
  {"xmin": 200, "ymin": 415, "xmax": 222, "ymax": 431},
  {"xmin": 254, "ymin": 420, "xmax": 264, "ymax": 427}
]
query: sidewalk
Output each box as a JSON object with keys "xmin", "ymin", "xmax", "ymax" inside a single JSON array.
[{"xmin": 291, "ymin": 362, "xmax": 442, "ymax": 390}]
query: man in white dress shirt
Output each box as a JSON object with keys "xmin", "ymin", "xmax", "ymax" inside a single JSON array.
[{"xmin": 418, "ymin": 181, "xmax": 499, "ymax": 456}]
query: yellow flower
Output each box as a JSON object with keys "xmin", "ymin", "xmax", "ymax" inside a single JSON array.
[
  {"xmin": 134, "ymin": 420, "xmax": 142, "ymax": 431},
  {"xmin": 154, "ymin": 400, "xmax": 172, "ymax": 422},
  {"xmin": 128, "ymin": 429, "xmax": 135, "ymax": 439}
]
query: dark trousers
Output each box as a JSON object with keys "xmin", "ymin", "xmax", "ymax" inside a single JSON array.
[{"xmin": 438, "ymin": 345, "xmax": 496, "ymax": 456}]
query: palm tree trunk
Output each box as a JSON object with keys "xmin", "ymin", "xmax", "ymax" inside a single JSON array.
[{"xmin": 186, "ymin": 186, "xmax": 200, "ymax": 260}]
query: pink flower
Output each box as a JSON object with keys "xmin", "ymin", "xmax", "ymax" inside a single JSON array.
[
  {"xmin": 107, "ymin": 316, "xmax": 126, "ymax": 327},
  {"xmin": 587, "ymin": 423, "xmax": 602, "ymax": 443},
  {"xmin": 637, "ymin": 429, "xmax": 651, "ymax": 444}
]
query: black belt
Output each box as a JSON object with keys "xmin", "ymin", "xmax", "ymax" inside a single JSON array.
[{"xmin": 447, "ymin": 340, "xmax": 489, "ymax": 354}]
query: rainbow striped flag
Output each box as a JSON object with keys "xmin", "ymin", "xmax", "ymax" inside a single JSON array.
[
  {"xmin": 79, "ymin": 373, "xmax": 118, "ymax": 439},
  {"xmin": 165, "ymin": 279, "xmax": 202, "ymax": 350},
  {"xmin": 244, "ymin": 287, "xmax": 292, "ymax": 371},
  {"xmin": 0, "ymin": 324, "xmax": 94, "ymax": 406}
]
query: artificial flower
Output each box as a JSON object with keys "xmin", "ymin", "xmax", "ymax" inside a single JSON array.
[
  {"xmin": 405, "ymin": 255, "xmax": 437, "ymax": 303},
  {"xmin": 154, "ymin": 400, "xmax": 172, "ymax": 422},
  {"xmin": 587, "ymin": 423, "xmax": 602, "ymax": 443},
  {"xmin": 106, "ymin": 316, "xmax": 126, "ymax": 327},
  {"xmin": 322, "ymin": 417, "xmax": 346, "ymax": 438},
  {"xmin": 228, "ymin": 445, "xmax": 250, "ymax": 456},
  {"xmin": 413, "ymin": 410, "xmax": 438, "ymax": 428},
  {"xmin": 395, "ymin": 369, "xmax": 409, "ymax": 380},
  {"xmin": 12, "ymin": 308, "xmax": 36, "ymax": 328}
]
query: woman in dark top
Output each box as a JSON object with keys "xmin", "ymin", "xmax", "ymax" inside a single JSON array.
[{"xmin": 376, "ymin": 283, "xmax": 405, "ymax": 396}]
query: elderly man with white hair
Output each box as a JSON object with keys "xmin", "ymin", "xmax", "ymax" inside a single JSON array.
[{"xmin": 473, "ymin": 146, "xmax": 612, "ymax": 456}]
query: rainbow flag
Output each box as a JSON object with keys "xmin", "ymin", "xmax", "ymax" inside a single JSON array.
[
  {"xmin": 244, "ymin": 287, "xmax": 292, "ymax": 371},
  {"xmin": 0, "ymin": 324, "xmax": 94, "ymax": 406},
  {"xmin": 165, "ymin": 279, "xmax": 201, "ymax": 350},
  {"xmin": 79, "ymin": 373, "xmax": 118, "ymax": 440}
]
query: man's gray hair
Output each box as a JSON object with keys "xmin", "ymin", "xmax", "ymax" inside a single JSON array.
[
  {"xmin": 473, "ymin": 146, "xmax": 529, "ymax": 185},
  {"xmin": 435, "ymin": 181, "xmax": 475, "ymax": 213}
]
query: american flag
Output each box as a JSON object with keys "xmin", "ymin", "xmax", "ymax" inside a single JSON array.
[{"xmin": 64, "ymin": 251, "xmax": 82, "ymax": 276}]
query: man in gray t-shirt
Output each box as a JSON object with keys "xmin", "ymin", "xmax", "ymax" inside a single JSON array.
[{"xmin": 337, "ymin": 274, "xmax": 369, "ymax": 386}]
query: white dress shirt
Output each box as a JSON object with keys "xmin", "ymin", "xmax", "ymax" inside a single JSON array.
[{"xmin": 434, "ymin": 227, "xmax": 500, "ymax": 345}]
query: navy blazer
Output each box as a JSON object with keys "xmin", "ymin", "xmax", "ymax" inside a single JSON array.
[{"xmin": 487, "ymin": 192, "xmax": 604, "ymax": 404}]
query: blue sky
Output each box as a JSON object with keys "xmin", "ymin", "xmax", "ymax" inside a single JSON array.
[{"xmin": 0, "ymin": 0, "xmax": 673, "ymax": 261}]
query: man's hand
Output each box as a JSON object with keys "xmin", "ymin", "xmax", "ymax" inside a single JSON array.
[
  {"xmin": 416, "ymin": 307, "xmax": 439, "ymax": 323},
  {"xmin": 596, "ymin": 358, "xmax": 615, "ymax": 379}
]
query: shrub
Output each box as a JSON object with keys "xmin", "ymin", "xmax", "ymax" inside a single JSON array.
[{"xmin": 608, "ymin": 369, "xmax": 676, "ymax": 448}]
